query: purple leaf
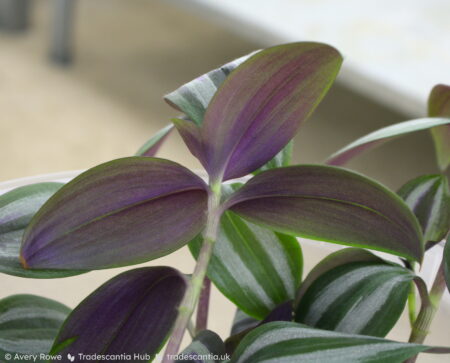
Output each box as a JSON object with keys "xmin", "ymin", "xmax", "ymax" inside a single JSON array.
[
  {"xmin": 201, "ymin": 42, "xmax": 342, "ymax": 182},
  {"xmin": 20, "ymin": 157, "xmax": 208, "ymax": 270},
  {"xmin": 50, "ymin": 267, "xmax": 186, "ymax": 358},
  {"xmin": 429, "ymin": 84, "xmax": 450, "ymax": 171},
  {"xmin": 164, "ymin": 52, "xmax": 257, "ymax": 125},
  {"xmin": 326, "ymin": 118, "xmax": 450, "ymax": 166},
  {"xmin": 225, "ymin": 165, "xmax": 424, "ymax": 262},
  {"xmin": 135, "ymin": 124, "xmax": 174, "ymax": 157},
  {"xmin": 172, "ymin": 118, "xmax": 206, "ymax": 166}
]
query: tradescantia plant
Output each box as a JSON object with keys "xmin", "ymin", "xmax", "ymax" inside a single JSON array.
[{"xmin": 0, "ymin": 42, "xmax": 450, "ymax": 363}]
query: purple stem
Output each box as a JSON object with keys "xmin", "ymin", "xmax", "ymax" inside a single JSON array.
[{"xmin": 196, "ymin": 277, "xmax": 211, "ymax": 333}]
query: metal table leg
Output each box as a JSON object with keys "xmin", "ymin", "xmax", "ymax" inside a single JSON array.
[{"xmin": 50, "ymin": 0, "xmax": 76, "ymax": 65}]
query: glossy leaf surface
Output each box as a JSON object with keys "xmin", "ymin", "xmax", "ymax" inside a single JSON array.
[
  {"xmin": 429, "ymin": 84, "xmax": 450, "ymax": 170},
  {"xmin": 201, "ymin": 42, "xmax": 342, "ymax": 181},
  {"xmin": 398, "ymin": 174, "xmax": 450, "ymax": 243},
  {"xmin": 135, "ymin": 124, "xmax": 174, "ymax": 157},
  {"xmin": 295, "ymin": 249, "xmax": 414, "ymax": 337},
  {"xmin": 230, "ymin": 322, "xmax": 449, "ymax": 363},
  {"xmin": 0, "ymin": 294, "xmax": 70, "ymax": 362},
  {"xmin": 227, "ymin": 165, "xmax": 424, "ymax": 262},
  {"xmin": 0, "ymin": 183, "xmax": 83, "ymax": 278},
  {"xmin": 326, "ymin": 118, "xmax": 450, "ymax": 166},
  {"xmin": 21, "ymin": 157, "xmax": 208, "ymax": 270},
  {"xmin": 190, "ymin": 184, "xmax": 302, "ymax": 319},
  {"xmin": 178, "ymin": 330, "xmax": 227, "ymax": 362},
  {"xmin": 165, "ymin": 52, "xmax": 256, "ymax": 126},
  {"xmin": 51, "ymin": 267, "xmax": 186, "ymax": 358}
]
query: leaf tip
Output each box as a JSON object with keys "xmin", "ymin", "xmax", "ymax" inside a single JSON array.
[{"xmin": 19, "ymin": 254, "xmax": 29, "ymax": 269}]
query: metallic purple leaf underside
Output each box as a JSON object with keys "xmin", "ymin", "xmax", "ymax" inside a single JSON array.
[{"xmin": 20, "ymin": 157, "xmax": 208, "ymax": 270}]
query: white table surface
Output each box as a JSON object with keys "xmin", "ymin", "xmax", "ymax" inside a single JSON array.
[{"xmin": 169, "ymin": 0, "xmax": 450, "ymax": 116}]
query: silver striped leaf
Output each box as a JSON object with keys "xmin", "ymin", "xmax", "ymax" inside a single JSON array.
[
  {"xmin": 190, "ymin": 185, "xmax": 302, "ymax": 319},
  {"xmin": 179, "ymin": 330, "xmax": 227, "ymax": 363},
  {"xmin": 0, "ymin": 294, "xmax": 70, "ymax": 362},
  {"xmin": 397, "ymin": 174, "xmax": 450, "ymax": 243},
  {"xmin": 0, "ymin": 183, "xmax": 84, "ymax": 278},
  {"xmin": 230, "ymin": 322, "xmax": 449, "ymax": 363},
  {"xmin": 295, "ymin": 248, "xmax": 415, "ymax": 337}
]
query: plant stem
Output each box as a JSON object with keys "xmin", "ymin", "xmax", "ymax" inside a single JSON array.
[
  {"xmin": 162, "ymin": 188, "xmax": 221, "ymax": 363},
  {"xmin": 407, "ymin": 282, "xmax": 417, "ymax": 327},
  {"xmin": 196, "ymin": 277, "xmax": 211, "ymax": 333},
  {"xmin": 405, "ymin": 259, "xmax": 447, "ymax": 363}
]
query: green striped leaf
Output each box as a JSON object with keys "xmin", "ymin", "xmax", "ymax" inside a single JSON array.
[
  {"xmin": 398, "ymin": 174, "xmax": 450, "ymax": 243},
  {"xmin": 164, "ymin": 52, "xmax": 256, "ymax": 126},
  {"xmin": 428, "ymin": 84, "xmax": 450, "ymax": 171},
  {"xmin": 179, "ymin": 330, "xmax": 227, "ymax": 362},
  {"xmin": 0, "ymin": 294, "xmax": 70, "ymax": 362},
  {"xmin": 135, "ymin": 124, "xmax": 174, "ymax": 157},
  {"xmin": 295, "ymin": 248, "xmax": 414, "ymax": 337},
  {"xmin": 0, "ymin": 183, "xmax": 84, "ymax": 278},
  {"xmin": 230, "ymin": 322, "xmax": 450, "ymax": 363},
  {"xmin": 445, "ymin": 235, "xmax": 450, "ymax": 292},
  {"xmin": 190, "ymin": 186, "xmax": 302, "ymax": 319}
]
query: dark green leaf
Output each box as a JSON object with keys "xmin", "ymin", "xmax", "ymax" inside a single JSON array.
[
  {"xmin": 0, "ymin": 294, "xmax": 70, "ymax": 362},
  {"xmin": 51, "ymin": 267, "xmax": 186, "ymax": 359},
  {"xmin": 230, "ymin": 321, "xmax": 450, "ymax": 363},
  {"xmin": 178, "ymin": 330, "xmax": 227, "ymax": 362},
  {"xmin": 428, "ymin": 84, "xmax": 450, "ymax": 171},
  {"xmin": 135, "ymin": 124, "xmax": 174, "ymax": 157},
  {"xmin": 190, "ymin": 184, "xmax": 302, "ymax": 319},
  {"xmin": 0, "ymin": 183, "xmax": 83, "ymax": 278},
  {"xmin": 295, "ymin": 248, "xmax": 414, "ymax": 337},
  {"xmin": 326, "ymin": 118, "xmax": 450, "ymax": 166},
  {"xmin": 21, "ymin": 157, "xmax": 208, "ymax": 270},
  {"xmin": 226, "ymin": 165, "xmax": 424, "ymax": 262},
  {"xmin": 398, "ymin": 174, "xmax": 450, "ymax": 243}
]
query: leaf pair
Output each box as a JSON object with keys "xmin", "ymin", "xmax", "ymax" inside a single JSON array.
[
  {"xmin": 14, "ymin": 162, "xmax": 424, "ymax": 273},
  {"xmin": 226, "ymin": 248, "xmax": 416, "ymax": 353},
  {"xmin": 167, "ymin": 42, "xmax": 342, "ymax": 183}
]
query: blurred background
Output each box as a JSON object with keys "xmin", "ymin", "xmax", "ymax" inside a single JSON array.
[
  {"xmin": 1, "ymin": 0, "xmax": 449, "ymax": 188},
  {"xmin": 0, "ymin": 0, "xmax": 449, "ymax": 357}
]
